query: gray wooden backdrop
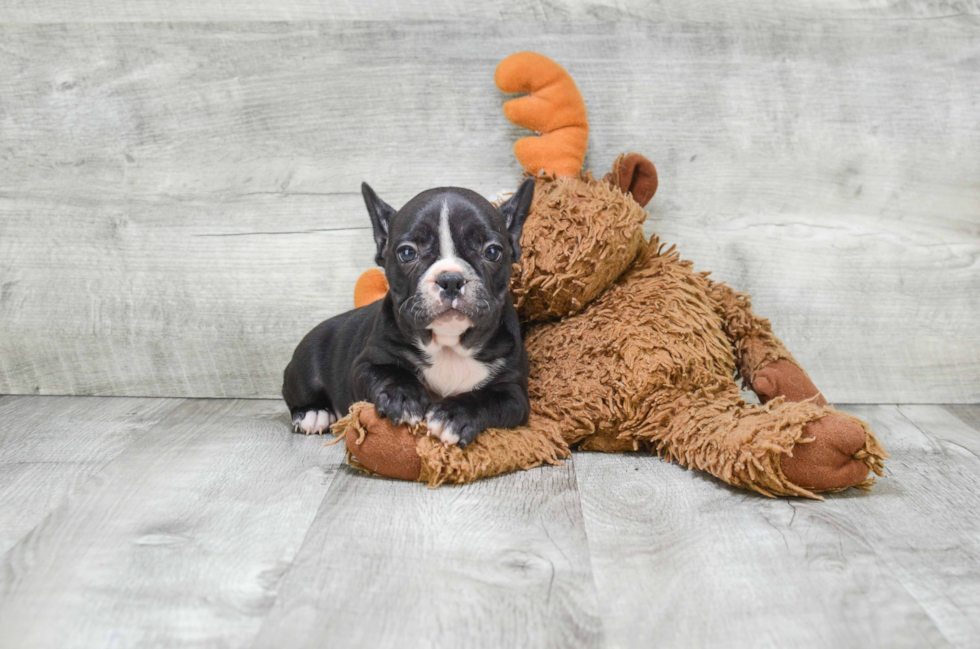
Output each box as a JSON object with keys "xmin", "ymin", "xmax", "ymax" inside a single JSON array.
[{"xmin": 1, "ymin": 2, "xmax": 978, "ymax": 403}]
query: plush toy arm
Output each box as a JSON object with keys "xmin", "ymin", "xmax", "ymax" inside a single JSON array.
[
  {"xmin": 706, "ymin": 280, "xmax": 826, "ymax": 406},
  {"xmin": 335, "ymin": 404, "xmax": 570, "ymax": 486}
]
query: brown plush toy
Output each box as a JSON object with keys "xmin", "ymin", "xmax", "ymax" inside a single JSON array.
[{"xmin": 332, "ymin": 52, "xmax": 887, "ymax": 499}]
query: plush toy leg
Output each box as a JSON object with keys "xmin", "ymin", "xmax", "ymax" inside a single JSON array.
[
  {"xmin": 707, "ymin": 280, "xmax": 800, "ymax": 387},
  {"xmin": 333, "ymin": 403, "xmax": 570, "ymax": 486},
  {"xmin": 622, "ymin": 387, "xmax": 885, "ymax": 499},
  {"xmin": 705, "ymin": 280, "xmax": 888, "ymax": 494}
]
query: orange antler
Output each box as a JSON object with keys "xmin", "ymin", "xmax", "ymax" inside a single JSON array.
[{"xmin": 495, "ymin": 52, "xmax": 589, "ymax": 178}]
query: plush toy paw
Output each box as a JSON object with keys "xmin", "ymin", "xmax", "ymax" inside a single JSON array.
[
  {"xmin": 753, "ymin": 359, "xmax": 828, "ymax": 406},
  {"xmin": 780, "ymin": 413, "xmax": 871, "ymax": 491},
  {"xmin": 345, "ymin": 405, "xmax": 423, "ymax": 482}
]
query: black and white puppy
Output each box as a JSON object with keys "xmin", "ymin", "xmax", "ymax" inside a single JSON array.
[{"xmin": 282, "ymin": 179, "xmax": 535, "ymax": 447}]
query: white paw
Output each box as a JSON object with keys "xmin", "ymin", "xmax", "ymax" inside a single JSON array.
[
  {"xmin": 425, "ymin": 413, "xmax": 459, "ymax": 446},
  {"xmin": 293, "ymin": 409, "xmax": 336, "ymax": 435}
]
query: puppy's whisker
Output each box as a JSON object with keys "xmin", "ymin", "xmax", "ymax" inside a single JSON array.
[
  {"xmin": 411, "ymin": 300, "xmax": 428, "ymax": 328},
  {"xmin": 397, "ymin": 296, "xmax": 414, "ymax": 317},
  {"xmin": 400, "ymin": 295, "xmax": 428, "ymax": 328}
]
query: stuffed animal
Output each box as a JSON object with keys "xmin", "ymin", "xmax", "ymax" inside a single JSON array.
[{"xmin": 331, "ymin": 52, "xmax": 887, "ymax": 499}]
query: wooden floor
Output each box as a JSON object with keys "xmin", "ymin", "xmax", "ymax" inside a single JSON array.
[{"xmin": 0, "ymin": 396, "xmax": 976, "ymax": 647}]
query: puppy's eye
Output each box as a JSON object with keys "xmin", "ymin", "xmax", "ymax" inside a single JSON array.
[
  {"xmin": 396, "ymin": 245, "xmax": 417, "ymax": 263},
  {"xmin": 484, "ymin": 244, "xmax": 503, "ymax": 262}
]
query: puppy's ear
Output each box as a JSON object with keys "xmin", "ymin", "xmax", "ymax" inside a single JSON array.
[
  {"xmin": 498, "ymin": 178, "xmax": 535, "ymax": 260},
  {"xmin": 361, "ymin": 182, "xmax": 397, "ymax": 266}
]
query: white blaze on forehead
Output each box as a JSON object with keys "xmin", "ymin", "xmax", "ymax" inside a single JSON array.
[
  {"xmin": 416, "ymin": 197, "xmax": 484, "ymax": 323},
  {"xmin": 438, "ymin": 200, "xmax": 456, "ymax": 261},
  {"xmin": 419, "ymin": 200, "xmax": 475, "ymax": 304}
]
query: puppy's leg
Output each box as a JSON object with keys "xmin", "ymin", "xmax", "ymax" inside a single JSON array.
[
  {"xmin": 282, "ymin": 354, "xmax": 338, "ymax": 435},
  {"xmin": 352, "ymin": 362, "xmax": 431, "ymax": 426},
  {"xmin": 425, "ymin": 382, "xmax": 530, "ymax": 448}
]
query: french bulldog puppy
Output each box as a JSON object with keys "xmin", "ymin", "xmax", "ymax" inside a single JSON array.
[{"xmin": 282, "ymin": 179, "xmax": 534, "ymax": 448}]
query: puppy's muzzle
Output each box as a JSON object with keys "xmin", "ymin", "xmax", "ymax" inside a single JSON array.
[{"xmin": 435, "ymin": 271, "xmax": 467, "ymax": 300}]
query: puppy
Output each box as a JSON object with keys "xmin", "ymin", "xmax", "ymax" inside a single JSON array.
[{"xmin": 282, "ymin": 178, "xmax": 535, "ymax": 447}]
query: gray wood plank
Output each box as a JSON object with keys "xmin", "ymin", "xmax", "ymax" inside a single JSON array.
[
  {"xmin": 900, "ymin": 405, "xmax": 980, "ymax": 457},
  {"xmin": 943, "ymin": 404, "xmax": 980, "ymax": 440},
  {"xmin": 1, "ymin": 20, "xmax": 977, "ymax": 402},
  {"xmin": 0, "ymin": 398, "xmax": 344, "ymax": 648},
  {"xmin": 4, "ymin": 0, "xmax": 978, "ymax": 22},
  {"xmin": 574, "ymin": 404, "xmax": 971, "ymax": 648},
  {"xmin": 0, "ymin": 395, "xmax": 181, "ymax": 554},
  {"xmin": 253, "ymin": 463, "xmax": 604, "ymax": 648},
  {"xmin": 853, "ymin": 404, "xmax": 980, "ymax": 645}
]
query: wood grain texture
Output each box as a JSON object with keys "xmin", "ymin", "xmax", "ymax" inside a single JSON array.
[
  {"xmin": 0, "ymin": 398, "xmax": 344, "ymax": 648},
  {"xmin": 0, "ymin": 395, "xmax": 180, "ymax": 554},
  {"xmin": 253, "ymin": 463, "xmax": 604, "ymax": 648},
  {"xmin": 5, "ymin": 0, "xmax": 979, "ymax": 22},
  {"xmin": 0, "ymin": 17, "xmax": 977, "ymax": 401},
  {"xmin": 573, "ymin": 404, "xmax": 980, "ymax": 648}
]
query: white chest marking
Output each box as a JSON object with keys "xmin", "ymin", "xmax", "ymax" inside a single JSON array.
[
  {"xmin": 419, "ymin": 313, "xmax": 500, "ymax": 397},
  {"xmin": 421, "ymin": 342, "xmax": 495, "ymax": 398}
]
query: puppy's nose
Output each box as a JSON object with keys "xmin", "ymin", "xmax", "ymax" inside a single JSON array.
[{"xmin": 435, "ymin": 272, "xmax": 466, "ymax": 299}]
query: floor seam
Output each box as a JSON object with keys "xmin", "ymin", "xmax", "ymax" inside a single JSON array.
[{"xmin": 566, "ymin": 455, "xmax": 611, "ymax": 649}]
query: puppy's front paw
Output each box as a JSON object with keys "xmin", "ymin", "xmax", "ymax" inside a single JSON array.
[
  {"xmin": 375, "ymin": 385, "xmax": 431, "ymax": 427},
  {"xmin": 425, "ymin": 402, "xmax": 481, "ymax": 448}
]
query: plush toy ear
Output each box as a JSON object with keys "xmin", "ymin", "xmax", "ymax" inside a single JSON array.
[
  {"xmin": 361, "ymin": 182, "xmax": 397, "ymax": 266},
  {"xmin": 605, "ymin": 153, "xmax": 658, "ymax": 207},
  {"xmin": 498, "ymin": 178, "xmax": 535, "ymax": 260}
]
